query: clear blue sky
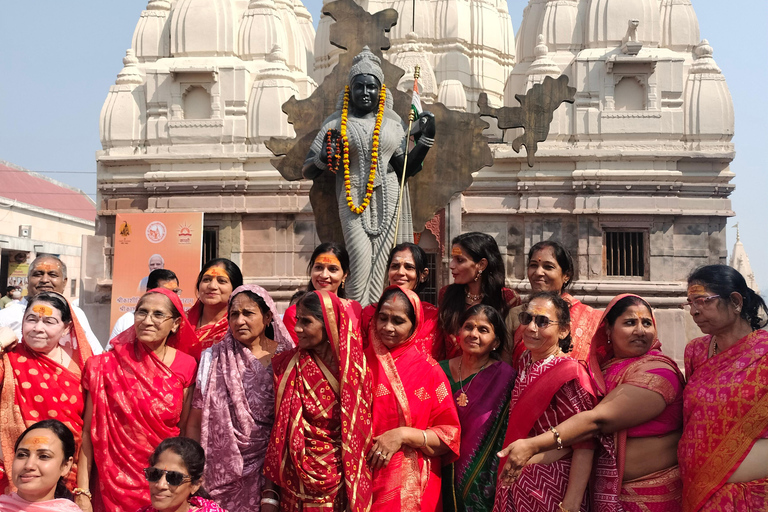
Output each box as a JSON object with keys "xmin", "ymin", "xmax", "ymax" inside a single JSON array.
[{"xmin": 1, "ymin": 1, "xmax": 765, "ymax": 291}]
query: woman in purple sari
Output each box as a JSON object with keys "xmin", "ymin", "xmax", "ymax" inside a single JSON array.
[
  {"xmin": 440, "ymin": 304, "xmax": 516, "ymax": 512},
  {"xmin": 186, "ymin": 285, "xmax": 294, "ymax": 511}
]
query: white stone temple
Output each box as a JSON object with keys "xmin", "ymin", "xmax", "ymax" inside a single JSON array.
[{"xmin": 85, "ymin": 0, "xmax": 736, "ymax": 358}]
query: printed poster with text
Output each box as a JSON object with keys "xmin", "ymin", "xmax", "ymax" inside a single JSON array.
[{"xmin": 111, "ymin": 212, "xmax": 203, "ymax": 333}]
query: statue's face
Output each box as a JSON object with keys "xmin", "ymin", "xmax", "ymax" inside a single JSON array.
[{"xmin": 349, "ymin": 74, "xmax": 381, "ymax": 115}]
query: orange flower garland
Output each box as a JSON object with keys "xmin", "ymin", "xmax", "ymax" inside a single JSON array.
[{"xmin": 340, "ymin": 83, "xmax": 387, "ymax": 214}]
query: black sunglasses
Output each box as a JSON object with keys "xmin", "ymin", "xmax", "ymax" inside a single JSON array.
[
  {"xmin": 518, "ymin": 312, "xmax": 559, "ymax": 329},
  {"xmin": 143, "ymin": 467, "xmax": 191, "ymax": 486}
]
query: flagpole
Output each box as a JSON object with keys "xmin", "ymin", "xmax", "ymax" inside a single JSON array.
[{"xmin": 392, "ymin": 66, "xmax": 420, "ymax": 248}]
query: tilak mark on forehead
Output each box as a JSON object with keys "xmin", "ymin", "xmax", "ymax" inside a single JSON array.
[
  {"xmin": 24, "ymin": 436, "xmax": 52, "ymax": 450},
  {"xmin": 315, "ymin": 254, "xmax": 342, "ymax": 267},
  {"xmin": 34, "ymin": 263, "xmax": 59, "ymax": 273},
  {"xmin": 687, "ymin": 284, "xmax": 709, "ymax": 296},
  {"xmin": 451, "ymin": 246, "xmax": 463, "ymax": 257},
  {"xmin": 32, "ymin": 304, "xmax": 54, "ymax": 317},
  {"xmin": 204, "ymin": 267, "xmax": 229, "ymax": 278}
]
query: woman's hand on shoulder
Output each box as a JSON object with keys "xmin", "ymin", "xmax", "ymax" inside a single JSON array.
[
  {"xmin": 497, "ymin": 438, "xmax": 536, "ymax": 485},
  {"xmin": 0, "ymin": 326, "xmax": 18, "ymax": 353},
  {"xmin": 367, "ymin": 428, "xmax": 405, "ymax": 471}
]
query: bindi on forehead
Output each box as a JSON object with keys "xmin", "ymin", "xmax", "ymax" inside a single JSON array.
[
  {"xmin": 32, "ymin": 304, "xmax": 54, "ymax": 317},
  {"xmin": 315, "ymin": 254, "xmax": 341, "ymax": 267},
  {"xmin": 204, "ymin": 267, "xmax": 229, "ymax": 278}
]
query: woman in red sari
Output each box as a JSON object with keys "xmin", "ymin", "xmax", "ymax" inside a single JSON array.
[
  {"xmin": 504, "ymin": 241, "xmax": 601, "ymax": 367},
  {"xmin": 680, "ymin": 264, "xmax": 768, "ymax": 511},
  {"xmin": 366, "ymin": 285, "xmax": 461, "ymax": 512},
  {"xmin": 77, "ymin": 288, "xmax": 198, "ymax": 512},
  {"xmin": 282, "ymin": 243, "xmax": 361, "ymax": 345},
  {"xmin": 439, "ymin": 232, "xmax": 521, "ymax": 359},
  {"xmin": 500, "ymin": 294, "xmax": 685, "ymax": 511},
  {"xmin": 183, "ymin": 259, "xmax": 243, "ymax": 360},
  {"xmin": 0, "ymin": 292, "xmax": 92, "ymax": 494},
  {"xmin": 495, "ymin": 291, "xmax": 619, "ymax": 512},
  {"xmin": 361, "ymin": 243, "xmax": 441, "ymax": 357},
  {"xmin": 264, "ymin": 290, "xmax": 372, "ymax": 511}
]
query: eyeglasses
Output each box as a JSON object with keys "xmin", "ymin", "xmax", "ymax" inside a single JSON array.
[
  {"xmin": 134, "ymin": 309, "xmax": 174, "ymax": 324},
  {"xmin": 143, "ymin": 467, "xmax": 191, "ymax": 486},
  {"xmin": 686, "ymin": 295, "xmax": 721, "ymax": 309},
  {"xmin": 518, "ymin": 312, "xmax": 559, "ymax": 329}
]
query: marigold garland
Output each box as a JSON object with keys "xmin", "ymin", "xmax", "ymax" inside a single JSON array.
[{"xmin": 338, "ymin": 84, "xmax": 387, "ymax": 215}]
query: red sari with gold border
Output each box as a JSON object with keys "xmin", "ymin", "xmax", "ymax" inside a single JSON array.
[
  {"xmin": 183, "ymin": 300, "xmax": 230, "ymax": 361},
  {"xmin": 0, "ymin": 297, "xmax": 93, "ymax": 493},
  {"xmin": 264, "ymin": 291, "xmax": 373, "ymax": 511},
  {"xmin": 679, "ymin": 329, "xmax": 768, "ymax": 512},
  {"xmin": 365, "ymin": 286, "xmax": 461, "ymax": 512}
]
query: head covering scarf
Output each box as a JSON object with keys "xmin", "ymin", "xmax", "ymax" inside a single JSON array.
[
  {"xmin": 588, "ymin": 293, "xmax": 661, "ymax": 396},
  {"xmin": 0, "ymin": 493, "xmax": 82, "ymax": 512},
  {"xmin": 0, "ymin": 293, "xmax": 93, "ymax": 493},
  {"xmin": 197, "ymin": 285, "xmax": 294, "ymax": 509},
  {"xmin": 264, "ymin": 290, "xmax": 373, "ymax": 511}
]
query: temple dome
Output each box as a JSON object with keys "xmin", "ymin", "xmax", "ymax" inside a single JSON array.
[
  {"xmin": 684, "ymin": 40, "xmax": 734, "ymax": 142},
  {"xmin": 132, "ymin": 0, "xmax": 172, "ymax": 62},
  {"xmin": 171, "ymin": 0, "xmax": 237, "ymax": 57},
  {"xmin": 660, "ymin": 0, "xmax": 699, "ymax": 52},
  {"xmin": 585, "ymin": 0, "xmax": 660, "ymax": 49},
  {"xmin": 100, "ymin": 50, "xmax": 146, "ymax": 150},
  {"xmin": 238, "ymin": 0, "xmax": 288, "ymax": 61}
]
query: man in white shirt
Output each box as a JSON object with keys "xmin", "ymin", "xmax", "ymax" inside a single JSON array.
[{"xmin": 0, "ymin": 255, "xmax": 103, "ymax": 354}]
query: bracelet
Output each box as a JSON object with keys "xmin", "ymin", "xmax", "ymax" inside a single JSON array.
[
  {"xmin": 558, "ymin": 502, "xmax": 573, "ymax": 512},
  {"xmin": 549, "ymin": 426, "xmax": 563, "ymax": 450},
  {"xmin": 418, "ymin": 135, "xmax": 434, "ymax": 148},
  {"xmin": 261, "ymin": 497, "xmax": 280, "ymax": 507},
  {"xmin": 421, "ymin": 429, "xmax": 428, "ymax": 448},
  {"xmin": 73, "ymin": 488, "xmax": 92, "ymax": 499}
]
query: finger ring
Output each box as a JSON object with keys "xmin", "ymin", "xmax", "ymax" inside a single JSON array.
[{"xmin": 376, "ymin": 451, "xmax": 382, "ymax": 456}]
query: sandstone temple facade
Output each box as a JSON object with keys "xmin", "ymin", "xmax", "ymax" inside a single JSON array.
[{"xmin": 84, "ymin": 0, "xmax": 734, "ymax": 360}]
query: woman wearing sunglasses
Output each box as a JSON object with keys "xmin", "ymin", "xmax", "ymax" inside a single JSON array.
[
  {"xmin": 138, "ymin": 437, "xmax": 226, "ymax": 512},
  {"xmin": 0, "ymin": 419, "xmax": 81, "ymax": 511},
  {"xmin": 499, "ymin": 294, "xmax": 686, "ymax": 511},
  {"xmin": 504, "ymin": 241, "xmax": 601, "ymax": 367},
  {"xmin": 678, "ymin": 265, "xmax": 768, "ymax": 511},
  {"xmin": 494, "ymin": 291, "xmax": 618, "ymax": 512},
  {"xmin": 77, "ymin": 289, "xmax": 199, "ymax": 512}
]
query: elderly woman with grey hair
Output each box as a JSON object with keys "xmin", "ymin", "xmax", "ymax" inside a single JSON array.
[{"xmin": 302, "ymin": 46, "xmax": 436, "ymax": 305}]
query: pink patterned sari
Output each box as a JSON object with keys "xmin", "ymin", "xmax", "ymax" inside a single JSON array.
[{"xmin": 679, "ymin": 329, "xmax": 768, "ymax": 512}]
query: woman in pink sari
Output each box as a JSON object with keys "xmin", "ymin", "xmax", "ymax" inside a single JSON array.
[
  {"xmin": 77, "ymin": 288, "xmax": 199, "ymax": 512},
  {"xmin": 504, "ymin": 241, "xmax": 601, "ymax": 367},
  {"xmin": 499, "ymin": 294, "xmax": 685, "ymax": 511},
  {"xmin": 187, "ymin": 284, "xmax": 293, "ymax": 511},
  {"xmin": 495, "ymin": 291, "xmax": 619, "ymax": 512},
  {"xmin": 365, "ymin": 285, "xmax": 461, "ymax": 512},
  {"xmin": 680, "ymin": 264, "xmax": 768, "ymax": 511}
]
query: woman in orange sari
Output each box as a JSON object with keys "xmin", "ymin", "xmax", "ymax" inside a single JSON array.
[
  {"xmin": 77, "ymin": 288, "xmax": 198, "ymax": 512},
  {"xmin": 183, "ymin": 258, "xmax": 243, "ymax": 360},
  {"xmin": 680, "ymin": 265, "xmax": 768, "ymax": 511},
  {"xmin": 264, "ymin": 290, "xmax": 372, "ymax": 511},
  {"xmin": 504, "ymin": 241, "xmax": 601, "ymax": 367},
  {"xmin": 366, "ymin": 285, "xmax": 461, "ymax": 512},
  {"xmin": 0, "ymin": 292, "xmax": 92, "ymax": 494}
]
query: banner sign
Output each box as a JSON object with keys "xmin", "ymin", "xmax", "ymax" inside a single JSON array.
[{"xmin": 111, "ymin": 212, "xmax": 203, "ymax": 333}]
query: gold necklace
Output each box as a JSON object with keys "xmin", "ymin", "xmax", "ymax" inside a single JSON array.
[{"xmin": 456, "ymin": 358, "xmax": 488, "ymax": 407}]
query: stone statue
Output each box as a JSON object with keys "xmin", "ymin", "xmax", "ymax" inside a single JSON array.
[{"xmin": 302, "ymin": 47, "xmax": 436, "ymax": 305}]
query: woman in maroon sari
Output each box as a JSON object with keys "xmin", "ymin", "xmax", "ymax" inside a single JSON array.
[
  {"xmin": 366, "ymin": 285, "xmax": 461, "ymax": 512},
  {"xmin": 680, "ymin": 265, "xmax": 768, "ymax": 511},
  {"xmin": 440, "ymin": 304, "xmax": 515, "ymax": 512},
  {"xmin": 504, "ymin": 241, "xmax": 601, "ymax": 367},
  {"xmin": 182, "ymin": 259, "xmax": 244, "ymax": 361},
  {"xmin": 264, "ymin": 290, "xmax": 372, "ymax": 511},
  {"xmin": 187, "ymin": 284, "xmax": 293, "ymax": 511},
  {"xmin": 77, "ymin": 288, "xmax": 198, "ymax": 512},
  {"xmin": 495, "ymin": 291, "xmax": 619, "ymax": 512}
]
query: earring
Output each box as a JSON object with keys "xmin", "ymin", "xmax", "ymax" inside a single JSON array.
[
  {"xmin": 735, "ymin": 306, "xmax": 741, "ymax": 312},
  {"xmin": 607, "ymin": 337, "xmax": 611, "ymax": 344},
  {"xmin": 341, "ymin": 280, "xmax": 346, "ymax": 288},
  {"xmin": 474, "ymin": 269, "xmax": 483, "ymax": 282}
]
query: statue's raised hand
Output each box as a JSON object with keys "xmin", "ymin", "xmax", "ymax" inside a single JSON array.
[{"xmin": 417, "ymin": 111, "xmax": 436, "ymax": 139}]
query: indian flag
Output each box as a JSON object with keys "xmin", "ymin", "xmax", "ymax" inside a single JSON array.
[{"xmin": 410, "ymin": 77, "xmax": 422, "ymax": 120}]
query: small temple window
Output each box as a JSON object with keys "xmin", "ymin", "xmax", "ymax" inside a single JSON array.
[
  {"xmin": 604, "ymin": 230, "xmax": 646, "ymax": 278},
  {"xmin": 614, "ymin": 77, "xmax": 646, "ymax": 110},
  {"xmin": 183, "ymin": 86, "xmax": 212, "ymax": 120},
  {"xmin": 202, "ymin": 228, "xmax": 218, "ymax": 264}
]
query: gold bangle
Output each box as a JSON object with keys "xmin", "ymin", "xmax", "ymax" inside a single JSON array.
[
  {"xmin": 73, "ymin": 488, "xmax": 92, "ymax": 500},
  {"xmin": 558, "ymin": 502, "xmax": 572, "ymax": 512},
  {"xmin": 549, "ymin": 426, "xmax": 563, "ymax": 450},
  {"xmin": 421, "ymin": 429, "xmax": 428, "ymax": 447}
]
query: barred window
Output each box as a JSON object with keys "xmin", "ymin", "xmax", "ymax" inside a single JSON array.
[
  {"xmin": 604, "ymin": 230, "xmax": 646, "ymax": 278},
  {"xmin": 202, "ymin": 228, "xmax": 218, "ymax": 265},
  {"xmin": 421, "ymin": 252, "xmax": 439, "ymax": 306}
]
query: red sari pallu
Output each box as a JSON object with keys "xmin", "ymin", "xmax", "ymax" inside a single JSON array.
[
  {"xmin": 679, "ymin": 329, "xmax": 768, "ymax": 512},
  {"xmin": 83, "ymin": 288, "xmax": 198, "ymax": 512},
  {"xmin": 183, "ymin": 300, "xmax": 230, "ymax": 361},
  {"xmin": 264, "ymin": 290, "xmax": 373, "ymax": 512},
  {"xmin": 589, "ymin": 294, "xmax": 685, "ymax": 512},
  {"xmin": 0, "ymin": 302, "xmax": 92, "ymax": 493},
  {"xmin": 361, "ymin": 299, "xmax": 441, "ymax": 359},
  {"xmin": 494, "ymin": 353, "xmax": 620, "ymax": 512},
  {"xmin": 365, "ymin": 286, "xmax": 461, "ymax": 512}
]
